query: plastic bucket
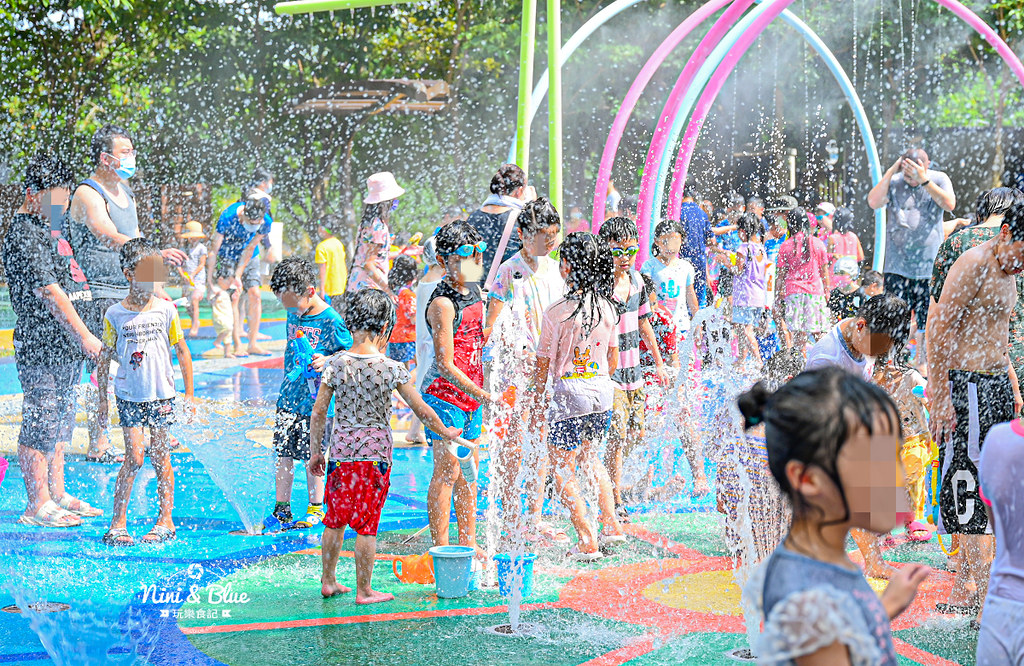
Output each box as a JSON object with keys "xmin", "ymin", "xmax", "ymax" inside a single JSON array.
[
  {"xmin": 493, "ymin": 553, "xmax": 537, "ymax": 598},
  {"xmin": 429, "ymin": 546, "xmax": 475, "ymax": 598},
  {"xmin": 393, "ymin": 552, "xmax": 435, "ymax": 584}
]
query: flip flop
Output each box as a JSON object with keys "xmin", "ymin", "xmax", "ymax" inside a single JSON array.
[
  {"xmin": 140, "ymin": 525, "xmax": 176, "ymax": 544},
  {"xmin": 102, "ymin": 527, "xmax": 135, "ymax": 547},
  {"xmin": 566, "ymin": 545, "xmax": 603, "ymax": 563},
  {"xmin": 56, "ymin": 495, "xmax": 104, "ymax": 517},
  {"xmin": 18, "ymin": 500, "xmax": 82, "ymax": 528},
  {"xmin": 85, "ymin": 449, "xmax": 125, "ymax": 464}
]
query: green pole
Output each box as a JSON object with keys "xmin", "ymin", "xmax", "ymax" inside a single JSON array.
[
  {"xmin": 547, "ymin": 0, "xmax": 562, "ymax": 215},
  {"xmin": 516, "ymin": 0, "xmax": 537, "ymax": 172},
  {"xmin": 274, "ymin": 0, "xmax": 416, "ymax": 15}
]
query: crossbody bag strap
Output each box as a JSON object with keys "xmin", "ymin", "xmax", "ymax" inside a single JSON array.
[{"xmin": 484, "ymin": 208, "xmax": 521, "ymax": 291}]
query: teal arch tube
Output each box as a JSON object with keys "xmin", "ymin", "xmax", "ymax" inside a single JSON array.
[
  {"xmin": 660, "ymin": 2, "xmax": 886, "ymax": 268},
  {"xmin": 507, "ymin": 0, "xmax": 647, "ymax": 165}
]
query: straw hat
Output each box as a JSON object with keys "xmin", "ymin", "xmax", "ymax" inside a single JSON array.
[
  {"xmin": 365, "ymin": 171, "xmax": 405, "ymax": 205},
  {"xmin": 180, "ymin": 220, "xmax": 205, "ymax": 239}
]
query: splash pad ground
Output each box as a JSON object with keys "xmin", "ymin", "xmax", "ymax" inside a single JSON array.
[{"xmin": 0, "ymin": 326, "xmax": 980, "ymax": 665}]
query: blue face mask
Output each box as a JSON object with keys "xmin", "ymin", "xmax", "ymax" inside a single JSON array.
[{"xmin": 107, "ymin": 152, "xmax": 136, "ymax": 180}]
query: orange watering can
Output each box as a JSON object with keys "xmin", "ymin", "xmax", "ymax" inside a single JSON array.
[{"xmin": 393, "ymin": 552, "xmax": 435, "ymax": 584}]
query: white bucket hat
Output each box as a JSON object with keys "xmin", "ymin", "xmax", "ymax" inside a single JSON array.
[{"xmin": 365, "ymin": 171, "xmax": 405, "ymax": 205}]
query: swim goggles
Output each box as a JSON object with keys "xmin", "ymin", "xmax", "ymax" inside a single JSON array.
[
  {"xmin": 610, "ymin": 245, "xmax": 639, "ymax": 257},
  {"xmin": 451, "ymin": 241, "xmax": 487, "ymax": 258}
]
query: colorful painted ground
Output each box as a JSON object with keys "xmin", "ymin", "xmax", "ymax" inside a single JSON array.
[{"xmin": 0, "ymin": 313, "xmax": 981, "ymax": 665}]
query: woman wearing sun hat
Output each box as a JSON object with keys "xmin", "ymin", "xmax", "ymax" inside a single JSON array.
[
  {"xmin": 179, "ymin": 220, "xmax": 209, "ymax": 337},
  {"xmin": 347, "ymin": 172, "xmax": 404, "ymax": 297}
]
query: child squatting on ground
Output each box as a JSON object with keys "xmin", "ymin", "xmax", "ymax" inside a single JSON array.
[
  {"xmin": 262, "ymin": 257, "xmax": 352, "ymax": 533},
  {"xmin": 100, "ymin": 239, "xmax": 194, "ymax": 546},
  {"xmin": 309, "ymin": 288, "xmax": 459, "ymax": 604},
  {"xmin": 741, "ymin": 367, "xmax": 929, "ymax": 664}
]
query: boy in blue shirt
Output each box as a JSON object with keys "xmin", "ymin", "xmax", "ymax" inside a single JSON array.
[{"xmin": 261, "ymin": 257, "xmax": 352, "ymax": 532}]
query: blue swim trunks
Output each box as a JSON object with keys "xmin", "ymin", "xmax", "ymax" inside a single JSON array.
[{"xmin": 421, "ymin": 393, "xmax": 483, "ymax": 442}]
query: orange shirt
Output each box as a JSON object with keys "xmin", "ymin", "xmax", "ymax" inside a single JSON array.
[{"xmin": 391, "ymin": 286, "xmax": 416, "ymax": 343}]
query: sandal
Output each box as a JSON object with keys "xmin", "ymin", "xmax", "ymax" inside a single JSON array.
[
  {"xmin": 102, "ymin": 527, "xmax": 135, "ymax": 547},
  {"xmin": 536, "ymin": 522, "xmax": 570, "ymax": 545},
  {"xmin": 56, "ymin": 495, "xmax": 104, "ymax": 517},
  {"xmin": 17, "ymin": 500, "xmax": 82, "ymax": 528},
  {"xmin": 566, "ymin": 545, "xmax": 603, "ymax": 563},
  {"xmin": 140, "ymin": 525, "xmax": 176, "ymax": 544},
  {"xmin": 293, "ymin": 506, "xmax": 325, "ymax": 529},
  {"xmin": 85, "ymin": 449, "xmax": 125, "ymax": 464},
  {"xmin": 905, "ymin": 520, "xmax": 934, "ymax": 542}
]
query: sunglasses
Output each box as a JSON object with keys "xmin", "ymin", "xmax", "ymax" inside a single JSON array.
[
  {"xmin": 610, "ymin": 245, "xmax": 639, "ymax": 257},
  {"xmin": 450, "ymin": 241, "xmax": 487, "ymax": 258}
]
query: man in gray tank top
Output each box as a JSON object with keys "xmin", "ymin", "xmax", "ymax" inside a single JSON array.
[{"xmin": 68, "ymin": 125, "xmax": 187, "ymax": 463}]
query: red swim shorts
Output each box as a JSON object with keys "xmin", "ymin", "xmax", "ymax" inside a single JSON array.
[{"xmin": 323, "ymin": 460, "xmax": 391, "ymax": 536}]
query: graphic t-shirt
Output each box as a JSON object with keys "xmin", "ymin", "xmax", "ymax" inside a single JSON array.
[
  {"xmin": 322, "ymin": 351, "xmax": 411, "ymax": 463},
  {"xmin": 777, "ymin": 233, "xmax": 829, "ymax": 297},
  {"xmin": 805, "ymin": 324, "xmax": 871, "ymax": 380},
  {"xmin": 640, "ymin": 257, "xmax": 695, "ymax": 331},
  {"xmin": 183, "ymin": 243, "xmax": 208, "ymax": 287},
  {"xmin": 348, "ymin": 217, "xmax": 391, "ymax": 293},
  {"xmin": 102, "ymin": 299, "xmax": 183, "ymax": 402},
  {"xmin": 537, "ymin": 297, "xmax": 618, "ymax": 422},
  {"xmin": 612, "ymin": 269, "xmax": 653, "ymax": 391},
  {"xmin": 216, "ymin": 202, "xmax": 271, "ymax": 264},
  {"xmin": 828, "ymin": 287, "xmax": 868, "ymax": 322},
  {"xmin": 2, "ymin": 212, "xmax": 92, "ymax": 364},
  {"xmin": 277, "ymin": 307, "xmax": 353, "ymax": 416},
  {"xmin": 391, "ymin": 286, "xmax": 416, "ymax": 343},
  {"xmin": 731, "ymin": 242, "xmax": 769, "ymax": 309},
  {"xmin": 884, "ymin": 171, "xmax": 954, "ymax": 279},
  {"xmin": 488, "ymin": 253, "xmax": 565, "ymax": 352},
  {"xmin": 314, "ymin": 237, "xmax": 348, "ymax": 296}
]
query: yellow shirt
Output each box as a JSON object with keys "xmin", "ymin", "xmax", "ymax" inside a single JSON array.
[{"xmin": 315, "ymin": 237, "xmax": 348, "ymax": 296}]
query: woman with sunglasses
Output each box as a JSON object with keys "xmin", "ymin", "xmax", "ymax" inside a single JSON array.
[{"xmin": 420, "ymin": 221, "xmax": 492, "ymax": 556}]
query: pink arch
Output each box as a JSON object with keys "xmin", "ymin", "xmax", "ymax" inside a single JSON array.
[
  {"xmin": 665, "ymin": 0, "xmax": 1024, "ymax": 217},
  {"xmin": 590, "ymin": 0, "xmax": 734, "ymax": 233}
]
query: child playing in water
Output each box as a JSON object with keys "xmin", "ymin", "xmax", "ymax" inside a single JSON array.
[
  {"xmin": 100, "ymin": 239, "xmax": 194, "ymax": 546},
  {"xmin": 531, "ymin": 232, "xmax": 625, "ymax": 560},
  {"xmin": 640, "ymin": 219, "xmax": 699, "ymax": 351},
  {"xmin": 387, "ymin": 255, "xmax": 418, "ymax": 367},
  {"xmin": 741, "ymin": 367, "xmax": 930, "ymax": 664},
  {"xmin": 729, "ymin": 213, "xmax": 770, "ymax": 367},
  {"xmin": 828, "ymin": 269, "xmax": 884, "ymax": 323},
  {"xmin": 209, "ymin": 264, "xmax": 235, "ymax": 358},
  {"xmin": 261, "ymin": 257, "xmax": 352, "ymax": 533},
  {"xmin": 179, "ymin": 221, "xmax": 207, "ymax": 338},
  {"xmin": 421, "ymin": 221, "xmax": 491, "ymax": 552},
  {"xmin": 309, "ymin": 289, "xmax": 459, "ymax": 604},
  {"xmin": 599, "ymin": 217, "xmax": 670, "ymax": 516}
]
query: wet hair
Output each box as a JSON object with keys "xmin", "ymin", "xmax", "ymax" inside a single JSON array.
[
  {"xmin": 786, "ymin": 206, "xmax": 812, "ymax": 262},
  {"xmin": 422, "ymin": 236, "xmax": 438, "ymax": 267},
  {"xmin": 724, "ymin": 191, "xmax": 745, "ymax": 210},
  {"xmin": 91, "ymin": 124, "xmax": 133, "ymax": 166},
  {"xmin": 861, "ymin": 269, "xmax": 884, "ymax": 290},
  {"xmin": 559, "ymin": 232, "xmax": 618, "ymax": 334},
  {"xmin": 318, "ymin": 213, "xmax": 342, "ymax": 236},
  {"xmin": 902, "ymin": 147, "xmax": 928, "ymax": 164},
  {"xmin": 1002, "ymin": 201, "xmax": 1024, "ymax": 242},
  {"xmin": 434, "ymin": 219, "xmax": 482, "ymax": 258},
  {"xmin": 518, "ymin": 197, "xmax": 561, "ymax": 235},
  {"xmin": 251, "ymin": 167, "xmax": 274, "ymax": 188},
  {"xmin": 598, "ymin": 216, "xmax": 639, "ymax": 243},
  {"xmin": 24, "ymin": 152, "xmax": 75, "ymax": 192},
  {"xmin": 738, "ymin": 367, "xmax": 902, "ymax": 525},
  {"xmin": 214, "ymin": 262, "xmax": 234, "ymax": 280},
  {"xmin": 651, "ymin": 219, "xmax": 686, "ymax": 257},
  {"xmin": 641, "ymin": 273, "xmax": 658, "ymax": 301},
  {"xmin": 857, "ymin": 293, "xmax": 911, "ymax": 362},
  {"xmin": 683, "ymin": 185, "xmax": 702, "ymax": 202},
  {"xmin": 270, "ymin": 256, "xmax": 317, "ymax": 294},
  {"xmin": 388, "ymin": 255, "xmax": 418, "ymax": 292},
  {"xmin": 746, "ymin": 195, "xmax": 763, "ymax": 208},
  {"xmin": 832, "ymin": 207, "xmax": 855, "ymax": 234},
  {"xmin": 489, "ymin": 164, "xmax": 526, "ymax": 196},
  {"xmin": 120, "ymin": 238, "xmax": 160, "ymax": 273},
  {"xmin": 345, "ymin": 288, "xmax": 396, "ymax": 339},
  {"xmin": 736, "ymin": 212, "xmax": 762, "ymax": 241},
  {"xmin": 242, "ymin": 196, "xmax": 269, "ymax": 222},
  {"xmin": 976, "ymin": 187, "xmax": 1024, "ymax": 221}
]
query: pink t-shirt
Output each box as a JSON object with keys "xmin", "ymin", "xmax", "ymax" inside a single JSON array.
[{"xmin": 777, "ymin": 233, "xmax": 828, "ymax": 297}]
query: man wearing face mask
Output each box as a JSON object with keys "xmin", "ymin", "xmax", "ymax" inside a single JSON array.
[
  {"xmin": 206, "ymin": 194, "xmax": 273, "ymax": 357},
  {"xmin": 2, "ymin": 152, "xmax": 105, "ymax": 526},
  {"xmin": 68, "ymin": 125, "xmax": 187, "ymax": 463}
]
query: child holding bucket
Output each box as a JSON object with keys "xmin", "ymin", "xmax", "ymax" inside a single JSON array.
[
  {"xmin": 309, "ymin": 289, "xmax": 458, "ymax": 604},
  {"xmin": 530, "ymin": 232, "xmax": 626, "ymax": 561}
]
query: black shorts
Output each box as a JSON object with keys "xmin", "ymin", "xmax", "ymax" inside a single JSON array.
[
  {"xmin": 16, "ymin": 361, "xmax": 81, "ymax": 453},
  {"xmin": 883, "ymin": 273, "xmax": 928, "ymax": 329},
  {"xmin": 938, "ymin": 369, "xmax": 1013, "ymax": 535},
  {"xmin": 273, "ymin": 409, "xmax": 333, "ymax": 461},
  {"xmin": 116, "ymin": 397, "xmax": 176, "ymax": 429}
]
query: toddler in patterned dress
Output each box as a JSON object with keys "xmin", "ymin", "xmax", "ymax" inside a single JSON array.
[{"xmin": 309, "ymin": 289, "xmax": 459, "ymax": 604}]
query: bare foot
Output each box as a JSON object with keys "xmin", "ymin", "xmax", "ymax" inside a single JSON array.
[
  {"xmin": 321, "ymin": 580, "xmax": 351, "ymax": 598},
  {"xmin": 247, "ymin": 345, "xmax": 271, "ymax": 356},
  {"xmin": 233, "ymin": 346, "xmax": 249, "ymax": 358},
  {"xmin": 355, "ymin": 589, "xmax": 394, "ymax": 604}
]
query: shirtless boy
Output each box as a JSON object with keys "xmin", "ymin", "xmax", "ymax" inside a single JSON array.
[{"xmin": 928, "ymin": 202, "xmax": 1024, "ymax": 626}]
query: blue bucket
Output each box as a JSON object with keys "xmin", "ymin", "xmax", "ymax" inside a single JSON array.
[
  {"xmin": 493, "ymin": 553, "xmax": 537, "ymax": 598},
  {"xmin": 429, "ymin": 546, "xmax": 475, "ymax": 598}
]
